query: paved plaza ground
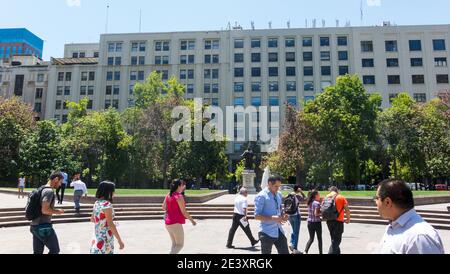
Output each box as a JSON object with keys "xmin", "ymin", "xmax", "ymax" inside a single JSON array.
[{"xmin": 0, "ymin": 193, "xmax": 449, "ymax": 254}]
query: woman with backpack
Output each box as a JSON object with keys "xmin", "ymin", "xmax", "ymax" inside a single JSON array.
[
  {"xmin": 285, "ymin": 185, "xmax": 306, "ymax": 254},
  {"xmin": 163, "ymin": 179, "xmax": 197, "ymax": 254},
  {"xmin": 304, "ymin": 189, "xmax": 323, "ymax": 254},
  {"xmin": 90, "ymin": 181, "xmax": 124, "ymax": 254}
]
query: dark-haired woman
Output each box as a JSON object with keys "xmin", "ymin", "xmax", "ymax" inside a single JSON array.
[
  {"xmin": 90, "ymin": 181, "xmax": 124, "ymax": 254},
  {"xmin": 304, "ymin": 190, "xmax": 323, "ymax": 254},
  {"xmin": 162, "ymin": 179, "xmax": 197, "ymax": 254}
]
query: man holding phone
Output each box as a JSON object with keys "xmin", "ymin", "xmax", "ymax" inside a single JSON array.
[{"xmin": 254, "ymin": 175, "xmax": 289, "ymax": 254}]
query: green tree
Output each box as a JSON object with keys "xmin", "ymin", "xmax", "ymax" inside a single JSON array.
[
  {"xmin": 417, "ymin": 99, "xmax": 450, "ymax": 181},
  {"xmin": 0, "ymin": 96, "xmax": 36, "ymax": 179},
  {"xmin": 62, "ymin": 98, "xmax": 131, "ymax": 185},
  {"xmin": 129, "ymin": 72, "xmax": 185, "ymax": 188},
  {"xmin": 20, "ymin": 120, "xmax": 65, "ymax": 186},
  {"xmin": 170, "ymin": 100, "xmax": 230, "ymax": 188},
  {"xmin": 379, "ymin": 93, "xmax": 423, "ymax": 180},
  {"xmin": 265, "ymin": 105, "xmax": 323, "ymax": 185},
  {"xmin": 234, "ymin": 159, "xmax": 245, "ymax": 184},
  {"xmin": 305, "ymin": 74, "xmax": 382, "ymax": 186}
]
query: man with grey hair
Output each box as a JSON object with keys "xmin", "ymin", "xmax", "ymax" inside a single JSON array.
[{"xmin": 226, "ymin": 187, "xmax": 259, "ymax": 249}]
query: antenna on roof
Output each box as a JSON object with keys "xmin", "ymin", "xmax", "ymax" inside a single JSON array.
[
  {"xmin": 336, "ymin": 19, "xmax": 340, "ymax": 27},
  {"xmin": 251, "ymin": 21, "xmax": 255, "ymax": 30},
  {"xmin": 139, "ymin": 9, "xmax": 142, "ymax": 32},
  {"xmin": 232, "ymin": 21, "xmax": 242, "ymax": 30},
  {"xmin": 360, "ymin": 0, "xmax": 364, "ymax": 26},
  {"xmin": 287, "ymin": 20, "xmax": 291, "ymax": 29},
  {"xmin": 305, "ymin": 19, "xmax": 308, "ymax": 28},
  {"xmin": 105, "ymin": 4, "xmax": 110, "ymax": 33},
  {"xmin": 269, "ymin": 21, "xmax": 272, "ymax": 29},
  {"xmin": 322, "ymin": 19, "xmax": 326, "ymax": 27},
  {"xmin": 313, "ymin": 19, "xmax": 317, "ymax": 28}
]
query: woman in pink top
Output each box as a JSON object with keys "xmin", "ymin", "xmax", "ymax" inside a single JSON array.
[{"xmin": 162, "ymin": 179, "xmax": 197, "ymax": 254}]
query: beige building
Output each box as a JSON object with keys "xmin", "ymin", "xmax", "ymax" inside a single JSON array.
[
  {"xmin": 63, "ymin": 43, "xmax": 100, "ymax": 58},
  {"xmin": 2, "ymin": 24, "xmax": 450, "ymax": 159},
  {"xmin": 0, "ymin": 55, "xmax": 49, "ymax": 120}
]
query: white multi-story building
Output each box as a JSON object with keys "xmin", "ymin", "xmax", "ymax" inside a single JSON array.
[
  {"xmin": 0, "ymin": 55, "xmax": 49, "ymax": 120},
  {"xmin": 64, "ymin": 43, "xmax": 100, "ymax": 58},
  {"xmin": 2, "ymin": 24, "xmax": 450, "ymax": 159}
]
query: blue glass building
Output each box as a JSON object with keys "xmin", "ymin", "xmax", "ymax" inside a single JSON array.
[{"xmin": 0, "ymin": 28, "xmax": 44, "ymax": 60}]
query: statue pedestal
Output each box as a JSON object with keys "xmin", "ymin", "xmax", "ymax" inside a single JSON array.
[{"xmin": 242, "ymin": 170, "xmax": 257, "ymax": 194}]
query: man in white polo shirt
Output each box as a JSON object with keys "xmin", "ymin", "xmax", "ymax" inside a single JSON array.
[
  {"xmin": 375, "ymin": 179, "xmax": 445, "ymax": 254},
  {"xmin": 70, "ymin": 172, "xmax": 88, "ymax": 214},
  {"xmin": 226, "ymin": 187, "xmax": 259, "ymax": 249}
]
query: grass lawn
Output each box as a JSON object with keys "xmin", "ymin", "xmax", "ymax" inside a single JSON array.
[
  {"xmin": 281, "ymin": 190, "xmax": 450, "ymax": 197},
  {"xmin": 1, "ymin": 188, "xmax": 222, "ymax": 196}
]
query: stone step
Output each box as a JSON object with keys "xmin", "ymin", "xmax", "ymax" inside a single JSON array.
[
  {"xmin": 2, "ymin": 216, "xmax": 450, "ymax": 230},
  {"xmin": 9, "ymin": 203, "xmax": 450, "ymax": 212},
  {"xmin": 2, "ymin": 212, "xmax": 450, "ymax": 226},
  {"xmin": 2, "ymin": 207, "xmax": 450, "ymax": 221}
]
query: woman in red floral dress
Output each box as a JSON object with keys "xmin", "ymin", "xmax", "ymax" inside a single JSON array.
[{"xmin": 90, "ymin": 181, "xmax": 124, "ymax": 254}]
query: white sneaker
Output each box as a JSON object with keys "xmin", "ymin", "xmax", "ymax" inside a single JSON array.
[{"xmin": 293, "ymin": 250, "xmax": 303, "ymax": 254}]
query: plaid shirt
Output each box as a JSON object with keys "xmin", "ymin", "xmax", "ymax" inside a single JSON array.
[{"xmin": 307, "ymin": 201, "xmax": 322, "ymax": 222}]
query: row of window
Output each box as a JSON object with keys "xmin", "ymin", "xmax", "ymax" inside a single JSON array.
[
  {"xmin": 361, "ymin": 39, "xmax": 446, "ymax": 53},
  {"xmin": 108, "ymin": 54, "xmax": 221, "ymax": 66},
  {"xmin": 233, "ymin": 81, "xmax": 328, "ymax": 92},
  {"xmin": 72, "ymin": 51, "xmax": 99, "ymax": 58},
  {"xmin": 234, "ymin": 51, "xmax": 348, "ymax": 63},
  {"xmin": 55, "ymin": 99, "xmax": 94, "ymax": 111},
  {"xmin": 107, "ymin": 38, "xmax": 447, "ymax": 58},
  {"xmin": 59, "ymin": 71, "xmax": 95, "ymax": 82},
  {"xmin": 53, "ymin": 91, "xmax": 429, "ymax": 118},
  {"xmin": 105, "ymin": 66, "xmax": 347, "ymax": 81},
  {"xmin": 362, "ymin": 74, "xmax": 449, "ymax": 85},
  {"xmin": 0, "ymin": 46, "xmax": 41, "ymax": 58},
  {"xmin": 234, "ymin": 36, "xmax": 348, "ymax": 49},
  {"xmin": 361, "ymin": 57, "xmax": 447, "ymax": 67},
  {"xmin": 106, "ymin": 51, "xmax": 447, "ymax": 68},
  {"xmin": 106, "ymin": 70, "xmax": 169, "ymax": 81},
  {"xmin": 233, "ymin": 66, "xmax": 348, "ymax": 77},
  {"xmin": 389, "ymin": 93, "xmax": 428, "ymax": 103},
  {"xmin": 232, "ymin": 96, "xmax": 298, "ymax": 107},
  {"xmin": 109, "ymin": 40, "xmax": 221, "ymax": 53}
]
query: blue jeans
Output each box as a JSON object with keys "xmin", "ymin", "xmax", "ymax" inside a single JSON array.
[
  {"xmin": 73, "ymin": 190, "xmax": 83, "ymax": 210},
  {"xmin": 288, "ymin": 214, "xmax": 301, "ymax": 250}
]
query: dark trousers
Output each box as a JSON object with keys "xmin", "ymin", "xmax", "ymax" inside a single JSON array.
[
  {"xmin": 56, "ymin": 184, "xmax": 66, "ymax": 204},
  {"xmin": 327, "ymin": 220, "xmax": 344, "ymax": 254},
  {"xmin": 30, "ymin": 224, "xmax": 60, "ymax": 254},
  {"xmin": 259, "ymin": 230, "xmax": 289, "ymax": 254},
  {"xmin": 227, "ymin": 213, "xmax": 257, "ymax": 246},
  {"xmin": 305, "ymin": 221, "xmax": 323, "ymax": 254}
]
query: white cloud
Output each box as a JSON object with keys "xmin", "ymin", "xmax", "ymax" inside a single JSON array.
[
  {"xmin": 66, "ymin": 0, "xmax": 81, "ymax": 7},
  {"xmin": 367, "ymin": 0, "xmax": 382, "ymax": 7}
]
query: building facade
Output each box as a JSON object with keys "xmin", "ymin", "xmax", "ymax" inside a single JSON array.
[
  {"xmin": 0, "ymin": 28, "xmax": 44, "ymax": 61},
  {"xmin": 2, "ymin": 24, "xmax": 450, "ymax": 158},
  {"xmin": 0, "ymin": 55, "xmax": 49, "ymax": 120}
]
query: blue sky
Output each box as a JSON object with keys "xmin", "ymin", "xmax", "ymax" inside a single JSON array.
[{"xmin": 1, "ymin": 0, "xmax": 449, "ymax": 60}]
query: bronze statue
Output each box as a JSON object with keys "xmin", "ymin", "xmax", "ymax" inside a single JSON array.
[{"xmin": 240, "ymin": 146, "xmax": 255, "ymax": 170}]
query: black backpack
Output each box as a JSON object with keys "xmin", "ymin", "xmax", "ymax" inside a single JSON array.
[
  {"xmin": 321, "ymin": 195, "xmax": 341, "ymax": 221},
  {"xmin": 25, "ymin": 186, "xmax": 52, "ymax": 221},
  {"xmin": 284, "ymin": 193, "xmax": 298, "ymax": 215}
]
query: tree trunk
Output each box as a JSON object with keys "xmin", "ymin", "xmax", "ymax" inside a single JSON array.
[
  {"xmin": 196, "ymin": 176, "xmax": 203, "ymax": 189},
  {"xmin": 162, "ymin": 136, "xmax": 170, "ymax": 189},
  {"xmin": 295, "ymin": 165, "xmax": 302, "ymax": 186}
]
